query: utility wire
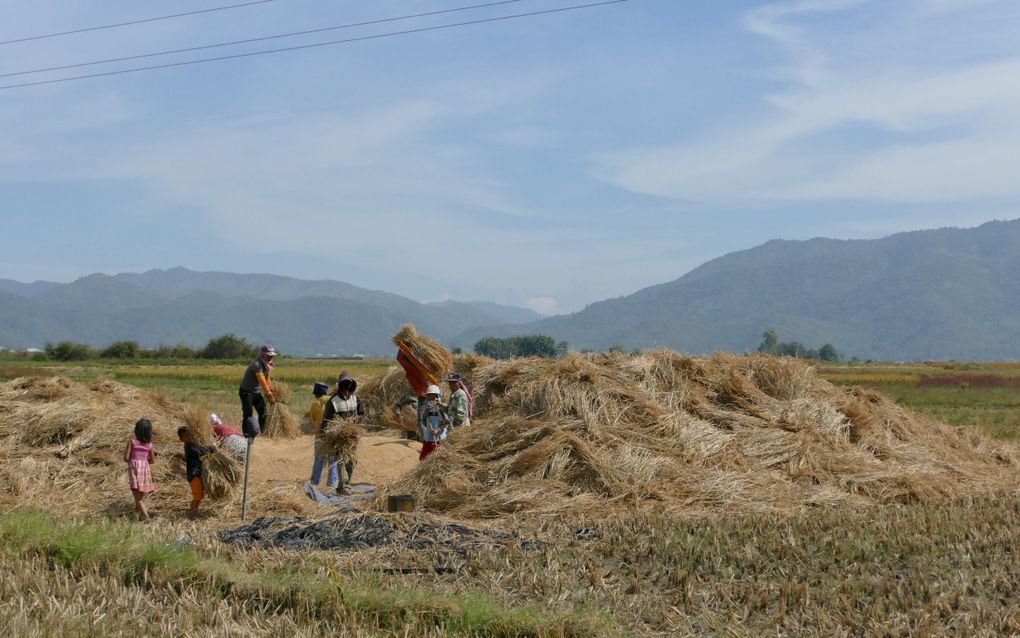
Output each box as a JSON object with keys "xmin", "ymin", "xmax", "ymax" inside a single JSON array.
[
  {"xmin": 0, "ymin": 0, "xmax": 628, "ymax": 91},
  {"xmin": 0, "ymin": 1, "xmax": 277, "ymax": 46},
  {"xmin": 0, "ymin": 0, "xmax": 527, "ymax": 79}
]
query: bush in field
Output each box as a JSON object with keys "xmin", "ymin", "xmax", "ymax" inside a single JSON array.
[
  {"xmin": 474, "ymin": 335, "xmax": 557, "ymax": 359},
  {"xmin": 759, "ymin": 330, "xmax": 840, "ymax": 362},
  {"xmin": 201, "ymin": 334, "xmax": 255, "ymax": 360},
  {"xmin": 152, "ymin": 343, "xmax": 198, "ymax": 359},
  {"xmin": 44, "ymin": 341, "xmax": 95, "ymax": 361},
  {"xmin": 101, "ymin": 340, "xmax": 140, "ymax": 359}
]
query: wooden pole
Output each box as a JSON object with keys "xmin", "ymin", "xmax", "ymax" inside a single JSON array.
[{"xmin": 241, "ymin": 437, "xmax": 253, "ymax": 521}]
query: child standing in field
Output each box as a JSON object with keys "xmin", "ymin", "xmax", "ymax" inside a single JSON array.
[
  {"xmin": 178, "ymin": 427, "xmax": 215, "ymax": 519},
  {"xmin": 124, "ymin": 418, "xmax": 156, "ymax": 523}
]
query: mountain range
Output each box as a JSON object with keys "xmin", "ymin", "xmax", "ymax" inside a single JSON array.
[
  {"xmin": 3, "ymin": 219, "xmax": 1019, "ymax": 360},
  {"xmin": 0, "ymin": 268, "xmax": 541, "ymax": 357}
]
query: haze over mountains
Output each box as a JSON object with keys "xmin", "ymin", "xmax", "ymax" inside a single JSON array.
[{"xmin": 3, "ymin": 220, "xmax": 1019, "ymax": 360}]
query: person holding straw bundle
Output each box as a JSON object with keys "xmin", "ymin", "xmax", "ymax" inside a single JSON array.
[
  {"xmin": 311, "ymin": 372, "xmax": 363, "ymax": 495},
  {"xmin": 124, "ymin": 418, "xmax": 156, "ymax": 523},
  {"xmin": 178, "ymin": 426, "xmax": 216, "ymax": 519},
  {"xmin": 238, "ymin": 344, "xmax": 277, "ymax": 435}
]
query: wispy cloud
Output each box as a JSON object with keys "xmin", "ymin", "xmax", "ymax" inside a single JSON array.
[{"xmin": 600, "ymin": 0, "xmax": 1020, "ymax": 204}]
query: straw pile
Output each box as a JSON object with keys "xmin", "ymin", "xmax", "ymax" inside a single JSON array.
[
  {"xmin": 0, "ymin": 376, "xmax": 247, "ymax": 515},
  {"xmin": 359, "ymin": 366, "xmax": 418, "ymax": 433},
  {"xmin": 262, "ymin": 380, "xmax": 299, "ymax": 438},
  {"xmin": 392, "ymin": 323, "xmax": 453, "ymax": 382},
  {"xmin": 320, "ymin": 417, "xmax": 364, "ymax": 464},
  {"xmin": 374, "ymin": 351, "xmax": 1020, "ymax": 518}
]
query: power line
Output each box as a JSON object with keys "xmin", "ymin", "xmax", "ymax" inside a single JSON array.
[
  {"xmin": 0, "ymin": 0, "xmax": 628, "ymax": 91},
  {"xmin": 1, "ymin": 0, "xmax": 528, "ymax": 79},
  {"xmin": 0, "ymin": 1, "xmax": 277, "ymax": 46}
]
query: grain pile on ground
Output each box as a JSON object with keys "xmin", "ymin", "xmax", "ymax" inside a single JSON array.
[
  {"xmin": 0, "ymin": 376, "xmax": 246, "ymax": 516},
  {"xmin": 262, "ymin": 380, "xmax": 299, "ymax": 438},
  {"xmin": 376, "ymin": 351, "xmax": 1020, "ymax": 518}
]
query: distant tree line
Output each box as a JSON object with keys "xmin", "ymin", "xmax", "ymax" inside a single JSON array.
[
  {"xmin": 473, "ymin": 335, "xmax": 570, "ymax": 359},
  {"xmin": 758, "ymin": 330, "xmax": 839, "ymax": 362},
  {"xmin": 2, "ymin": 334, "xmax": 263, "ymax": 361}
]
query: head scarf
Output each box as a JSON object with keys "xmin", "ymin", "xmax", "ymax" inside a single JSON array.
[
  {"xmin": 259, "ymin": 345, "xmax": 276, "ymax": 372},
  {"xmin": 450, "ymin": 379, "xmax": 474, "ymax": 419}
]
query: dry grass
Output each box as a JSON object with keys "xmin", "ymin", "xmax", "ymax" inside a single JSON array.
[
  {"xmin": 263, "ymin": 402, "xmax": 300, "ymax": 438},
  {"xmin": 375, "ymin": 351, "xmax": 1020, "ymax": 518},
  {"xmin": 319, "ymin": 417, "xmax": 364, "ymax": 464},
  {"xmin": 392, "ymin": 323, "xmax": 453, "ymax": 382},
  {"xmin": 0, "ymin": 376, "xmax": 265, "ymax": 517}
]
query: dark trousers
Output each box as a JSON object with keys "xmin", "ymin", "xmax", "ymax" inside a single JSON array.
[{"xmin": 239, "ymin": 389, "xmax": 267, "ymax": 430}]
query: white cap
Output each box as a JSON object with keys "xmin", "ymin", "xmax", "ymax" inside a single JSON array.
[{"xmin": 425, "ymin": 384, "xmax": 442, "ymax": 397}]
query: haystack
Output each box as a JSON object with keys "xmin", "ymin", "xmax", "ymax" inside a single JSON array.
[
  {"xmin": 376, "ymin": 352, "xmax": 1020, "ymax": 518},
  {"xmin": 392, "ymin": 323, "xmax": 453, "ymax": 382},
  {"xmin": 0, "ymin": 376, "xmax": 245, "ymax": 515},
  {"xmin": 358, "ymin": 366, "xmax": 416, "ymax": 432}
]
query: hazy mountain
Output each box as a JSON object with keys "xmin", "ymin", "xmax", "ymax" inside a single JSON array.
[
  {"xmin": 0, "ymin": 278, "xmax": 59, "ymax": 297},
  {"xmin": 453, "ymin": 220, "xmax": 1020, "ymax": 361},
  {"xmin": 428, "ymin": 300, "xmax": 543, "ymax": 325},
  {"xmin": 0, "ymin": 268, "xmax": 538, "ymax": 356}
]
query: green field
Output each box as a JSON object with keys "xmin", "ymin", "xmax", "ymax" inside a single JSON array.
[{"xmin": 817, "ymin": 361, "xmax": 1020, "ymax": 440}]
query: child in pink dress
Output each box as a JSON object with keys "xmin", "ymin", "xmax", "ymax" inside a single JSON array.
[{"xmin": 124, "ymin": 418, "xmax": 156, "ymax": 522}]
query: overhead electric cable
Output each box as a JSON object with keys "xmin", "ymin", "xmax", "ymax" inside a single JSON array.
[
  {"xmin": 0, "ymin": 0, "xmax": 628, "ymax": 91},
  {"xmin": 0, "ymin": 0, "xmax": 528, "ymax": 79},
  {"xmin": 0, "ymin": 0, "xmax": 276, "ymax": 46}
]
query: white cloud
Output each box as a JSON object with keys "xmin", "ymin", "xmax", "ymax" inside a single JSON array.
[{"xmin": 599, "ymin": 1, "xmax": 1020, "ymax": 205}]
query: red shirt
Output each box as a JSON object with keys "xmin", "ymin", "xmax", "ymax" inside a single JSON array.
[{"xmin": 213, "ymin": 423, "xmax": 243, "ymax": 440}]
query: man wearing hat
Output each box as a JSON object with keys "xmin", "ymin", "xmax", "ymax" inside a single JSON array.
[
  {"xmin": 445, "ymin": 373, "xmax": 472, "ymax": 429},
  {"xmin": 238, "ymin": 344, "xmax": 277, "ymax": 435}
]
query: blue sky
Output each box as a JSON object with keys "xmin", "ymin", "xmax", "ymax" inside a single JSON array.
[{"xmin": 2, "ymin": 0, "xmax": 1019, "ymax": 314}]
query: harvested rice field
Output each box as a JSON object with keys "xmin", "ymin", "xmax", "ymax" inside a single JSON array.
[{"xmin": 1, "ymin": 349, "xmax": 1019, "ymax": 636}]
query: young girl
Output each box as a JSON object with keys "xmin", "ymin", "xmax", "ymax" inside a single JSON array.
[{"xmin": 124, "ymin": 418, "xmax": 156, "ymax": 523}]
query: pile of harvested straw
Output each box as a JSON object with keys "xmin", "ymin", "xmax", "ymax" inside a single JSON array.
[
  {"xmin": 320, "ymin": 417, "xmax": 364, "ymax": 464},
  {"xmin": 375, "ymin": 351, "xmax": 1020, "ymax": 518},
  {"xmin": 0, "ymin": 376, "xmax": 248, "ymax": 515},
  {"xmin": 392, "ymin": 323, "xmax": 453, "ymax": 381},
  {"xmin": 358, "ymin": 366, "xmax": 416, "ymax": 432}
]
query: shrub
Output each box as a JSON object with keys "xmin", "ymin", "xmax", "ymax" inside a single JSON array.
[
  {"xmin": 44, "ymin": 341, "xmax": 95, "ymax": 361},
  {"xmin": 201, "ymin": 334, "xmax": 255, "ymax": 360},
  {"xmin": 101, "ymin": 341, "xmax": 141, "ymax": 359}
]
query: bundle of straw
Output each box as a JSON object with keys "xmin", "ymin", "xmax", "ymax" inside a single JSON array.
[
  {"xmin": 263, "ymin": 402, "xmax": 300, "ymax": 438},
  {"xmin": 392, "ymin": 323, "xmax": 453, "ymax": 381},
  {"xmin": 320, "ymin": 417, "xmax": 364, "ymax": 464},
  {"xmin": 181, "ymin": 406, "xmax": 242, "ymax": 500},
  {"xmin": 269, "ymin": 379, "xmax": 293, "ymax": 405},
  {"xmin": 202, "ymin": 451, "xmax": 242, "ymax": 501}
]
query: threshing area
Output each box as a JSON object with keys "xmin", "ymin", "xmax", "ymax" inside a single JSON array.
[{"xmin": 1, "ymin": 350, "xmax": 1019, "ymax": 636}]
